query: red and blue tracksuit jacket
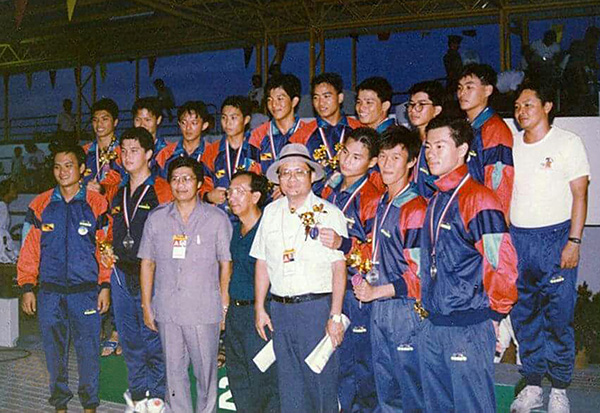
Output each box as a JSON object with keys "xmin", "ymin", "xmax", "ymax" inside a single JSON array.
[
  {"xmin": 249, "ymin": 117, "xmax": 304, "ymax": 174},
  {"xmin": 83, "ymin": 140, "xmax": 124, "ymax": 204},
  {"xmin": 374, "ymin": 117, "xmax": 396, "ymax": 135},
  {"xmin": 150, "ymin": 135, "xmax": 168, "ymax": 174},
  {"xmin": 17, "ymin": 186, "xmax": 112, "ymax": 292},
  {"xmin": 420, "ymin": 165, "xmax": 518, "ymax": 326},
  {"xmin": 468, "ymin": 107, "xmax": 514, "ymax": 217},
  {"xmin": 412, "ymin": 144, "xmax": 437, "ymax": 199},
  {"xmin": 374, "ymin": 183, "xmax": 427, "ymax": 300},
  {"xmin": 321, "ymin": 173, "xmax": 383, "ymax": 272},
  {"xmin": 154, "ymin": 138, "xmax": 206, "ymax": 179},
  {"xmin": 290, "ymin": 115, "xmax": 362, "ymax": 195},
  {"xmin": 200, "ymin": 135, "xmax": 261, "ymax": 217}
]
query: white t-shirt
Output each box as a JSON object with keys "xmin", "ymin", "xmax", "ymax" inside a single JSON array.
[
  {"xmin": 250, "ymin": 192, "xmax": 347, "ymax": 297},
  {"xmin": 511, "ymin": 126, "xmax": 590, "ymax": 228}
]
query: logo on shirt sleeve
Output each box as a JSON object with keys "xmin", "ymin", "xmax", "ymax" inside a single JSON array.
[
  {"xmin": 42, "ymin": 223, "xmax": 55, "ymax": 232},
  {"xmin": 260, "ymin": 152, "xmax": 273, "ymax": 161},
  {"xmin": 216, "ymin": 169, "xmax": 226, "ymax": 178}
]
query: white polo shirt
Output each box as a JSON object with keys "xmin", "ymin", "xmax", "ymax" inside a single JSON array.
[
  {"xmin": 510, "ymin": 126, "xmax": 590, "ymax": 228},
  {"xmin": 250, "ymin": 191, "xmax": 348, "ymax": 297}
]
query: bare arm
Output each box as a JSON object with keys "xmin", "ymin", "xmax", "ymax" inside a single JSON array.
[
  {"xmin": 327, "ymin": 259, "xmax": 347, "ymax": 348},
  {"xmin": 219, "ymin": 260, "xmax": 232, "ymax": 330},
  {"xmin": 254, "ymin": 259, "xmax": 273, "ymax": 341},
  {"xmin": 140, "ymin": 258, "xmax": 157, "ymax": 331},
  {"xmin": 561, "ymin": 175, "xmax": 589, "ymax": 268}
]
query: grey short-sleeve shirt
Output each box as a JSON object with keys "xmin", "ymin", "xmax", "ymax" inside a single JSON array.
[{"xmin": 138, "ymin": 200, "xmax": 232, "ymax": 325}]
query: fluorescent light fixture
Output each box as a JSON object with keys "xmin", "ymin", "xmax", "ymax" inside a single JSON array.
[{"xmin": 109, "ymin": 11, "xmax": 155, "ymax": 21}]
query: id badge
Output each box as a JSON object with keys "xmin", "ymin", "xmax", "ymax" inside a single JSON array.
[
  {"xmin": 172, "ymin": 235, "xmax": 188, "ymax": 260},
  {"xmin": 283, "ymin": 249, "xmax": 296, "ymax": 277}
]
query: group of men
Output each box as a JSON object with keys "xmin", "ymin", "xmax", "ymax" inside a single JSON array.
[{"xmin": 17, "ymin": 62, "xmax": 589, "ymax": 413}]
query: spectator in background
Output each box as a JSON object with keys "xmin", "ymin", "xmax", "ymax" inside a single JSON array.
[
  {"xmin": 0, "ymin": 179, "xmax": 18, "ymax": 263},
  {"xmin": 248, "ymin": 74, "xmax": 264, "ymax": 108},
  {"xmin": 153, "ymin": 78, "xmax": 176, "ymax": 122},
  {"xmin": 522, "ymin": 30, "xmax": 561, "ymax": 84},
  {"xmin": 57, "ymin": 99, "xmax": 75, "ymax": 142},
  {"xmin": 10, "ymin": 146, "xmax": 25, "ymax": 191},
  {"xmin": 25, "ymin": 142, "xmax": 46, "ymax": 192},
  {"xmin": 444, "ymin": 35, "xmax": 463, "ymax": 93}
]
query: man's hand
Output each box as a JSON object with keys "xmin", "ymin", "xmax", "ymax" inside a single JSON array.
[
  {"xmin": 143, "ymin": 305, "xmax": 158, "ymax": 332},
  {"xmin": 561, "ymin": 241, "xmax": 580, "ymax": 269},
  {"xmin": 97, "ymin": 288, "xmax": 110, "ymax": 314},
  {"xmin": 353, "ymin": 280, "xmax": 378, "ymax": 302},
  {"xmin": 99, "ymin": 248, "xmax": 117, "ymax": 269},
  {"xmin": 272, "ymin": 186, "xmax": 283, "ymax": 200},
  {"xmin": 255, "ymin": 307, "xmax": 273, "ymax": 341},
  {"xmin": 22, "ymin": 292, "xmax": 36, "ymax": 315},
  {"xmin": 207, "ymin": 187, "xmax": 227, "ymax": 205},
  {"xmin": 319, "ymin": 228, "xmax": 342, "ymax": 250},
  {"xmin": 326, "ymin": 319, "xmax": 344, "ymax": 348},
  {"xmin": 86, "ymin": 180, "xmax": 102, "ymax": 193}
]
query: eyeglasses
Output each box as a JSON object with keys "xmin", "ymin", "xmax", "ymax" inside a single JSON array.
[
  {"xmin": 226, "ymin": 187, "xmax": 250, "ymax": 197},
  {"xmin": 170, "ymin": 175, "xmax": 196, "ymax": 184},
  {"xmin": 406, "ymin": 102, "xmax": 434, "ymax": 112},
  {"xmin": 278, "ymin": 169, "xmax": 311, "ymax": 180}
]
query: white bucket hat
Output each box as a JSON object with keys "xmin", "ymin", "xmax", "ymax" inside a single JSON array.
[{"xmin": 265, "ymin": 143, "xmax": 325, "ymax": 184}]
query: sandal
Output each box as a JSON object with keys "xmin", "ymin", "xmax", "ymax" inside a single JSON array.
[{"xmin": 101, "ymin": 340, "xmax": 118, "ymax": 357}]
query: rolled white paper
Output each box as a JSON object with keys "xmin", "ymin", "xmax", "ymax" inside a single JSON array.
[
  {"xmin": 253, "ymin": 339, "xmax": 276, "ymax": 373},
  {"xmin": 304, "ymin": 314, "xmax": 351, "ymax": 374}
]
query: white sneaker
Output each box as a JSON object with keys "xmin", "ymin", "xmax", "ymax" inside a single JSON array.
[
  {"xmin": 510, "ymin": 385, "xmax": 543, "ymax": 413},
  {"xmin": 548, "ymin": 388, "xmax": 570, "ymax": 413},
  {"xmin": 123, "ymin": 390, "xmax": 149, "ymax": 413},
  {"xmin": 146, "ymin": 397, "xmax": 165, "ymax": 413}
]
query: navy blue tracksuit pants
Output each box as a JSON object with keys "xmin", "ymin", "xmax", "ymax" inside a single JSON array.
[
  {"xmin": 111, "ymin": 268, "xmax": 165, "ymax": 401},
  {"xmin": 38, "ymin": 288, "xmax": 101, "ymax": 409},
  {"xmin": 338, "ymin": 290, "xmax": 376, "ymax": 412},
  {"xmin": 511, "ymin": 221, "xmax": 577, "ymax": 389},
  {"xmin": 371, "ymin": 297, "xmax": 423, "ymax": 413},
  {"xmin": 224, "ymin": 302, "xmax": 280, "ymax": 413},
  {"xmin": 419, "ymin": 319, "xmax": 496, "ymax": 413}
]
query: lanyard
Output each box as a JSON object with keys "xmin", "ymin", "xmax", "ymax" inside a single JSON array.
[
  {"xmin": 334, "ymin": 177, "xmax": 368, "ymax": 214},
  {"xmin": 429, "ymin": 173, "xmax": 470, "ymax": 256},
  {"xmin": 225, "ymin": 142, "xmax": 243, "ymax": 180},
  {"xmin": 268, "ymin": 120, "xmax": 301, "ymax": 158},
  {"xmin": 123, "ymin": 184, "xmax": 151, "ymax": 231},
  {"xmin": 317, "ymin": 127, "xmax": 345, "ymax": 160},
  {"xmin": 371, "ymin": 183, "xmax": 410, "ymax": 263}
]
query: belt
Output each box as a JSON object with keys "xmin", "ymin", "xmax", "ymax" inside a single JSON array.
[
  {"xmin": 271, "ymin": 293, "xmax": 330, "ymax": 304},
  {"xmin": 40, "ymin": 281, "xmax": 97, "ymax": 294},
  {"xmin": 230, "ymin": 298, "xmax": 271, "ymax": 306}
]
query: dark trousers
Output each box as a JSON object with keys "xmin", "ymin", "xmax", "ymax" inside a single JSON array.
[
  {"xmin": 111, "ymin": 269, "xmax": 166, "ymax": 401},
  {"xmin": 338, "ymin": 290, "xmax": 376, "ymax": 412},
  {"xmin": 271, "ymin": 296, "xmax": 339, "ymax": 413},
  {"xmin": 224, "ymin": 302, "xmax": 280, "ymax": 413},
  {"xmin": 510, "ymin": 221, "xmax": 577, "ymax": 389},
  {"xmin": 38, "ymin": 289, "xmax": 101, "ymax": 409},
  {"xmin": 419, "ymin": 319, "xmax": 496, "ymax": 413},
  {"xmin": 371, "ymin": 297, "xmax": 423, "ymax": 413}
]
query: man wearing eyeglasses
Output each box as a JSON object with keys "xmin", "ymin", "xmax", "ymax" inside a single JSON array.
[
  {"xmin": 138, "ymin": 157, "xmax": 233, "ymax": 413},
  {"xmin": 224, "ymin": 171, "xmax": 280, "ymax": 412},
  {"xmin": 251, "ymin": 143, "xmax": 348, "ymax": 412}
]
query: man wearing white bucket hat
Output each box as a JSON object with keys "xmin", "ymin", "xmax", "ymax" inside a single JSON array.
[{"xmin": 250, "ymin": 143, "xmax": 348, "ymax": 412}]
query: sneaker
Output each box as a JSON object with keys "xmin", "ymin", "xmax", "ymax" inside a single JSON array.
[
  {"xmin": 548, "ymin": 388, "xmax": 570, "ymax": 413},
  {"xmin": 124, "ymin": 390, "xmax": 148, "ymax": 413},
  {"xmin": 146, "ymin": 397, "xmax": 165, "ymax": 413},
  {"xmin": 510, "ymin": 385, "xmax": 543, "ymax": 413}
]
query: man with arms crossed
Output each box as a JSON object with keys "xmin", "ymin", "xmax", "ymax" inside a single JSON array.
[{"xmin": 510, "ymin": 81, "xmax": 590, "ymax": 413}]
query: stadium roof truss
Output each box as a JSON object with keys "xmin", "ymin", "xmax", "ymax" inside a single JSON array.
[{"xmin": 0, "ymin": 0, "xmax": 599, "ymax": 75}]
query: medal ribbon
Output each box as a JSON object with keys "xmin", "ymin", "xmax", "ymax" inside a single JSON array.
[
  {"xmin": 268, "ymin": 119, "xmax": 301, "ymax": 159},
  {"xmin": 318, "ymin": 127, "xmax": 345, "ymax": 160},
  {"xmin": 123, "ymin": 184, "xmax": 151, "ymax": 232},
  {"xmin": 339, "ymin": 177, "xmax": 368, "ymax": 214},
  {"xmin": 225, "ymin": 141, "xmax": 244, "ymax": 180},
  {"xmin": 371, "ymin": 183, "xmax": 410, "ymax": 263},
  {"xmin": 429, "ymin": 173, "xmax": 470, "ymax": 258}
]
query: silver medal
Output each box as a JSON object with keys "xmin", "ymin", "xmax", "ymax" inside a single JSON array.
[{"xmin": 122, "ymin": 232, "xmax": 135, "ymax": 250}]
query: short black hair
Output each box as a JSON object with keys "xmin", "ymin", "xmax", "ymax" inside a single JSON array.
[
  {"xmin": 120, "ymin": 127, "xmax": 154, "ymax": 153},
  {"xmin": 408, "ymin": 81, "xmax": 447, "ymax": 107},
  {"xmin": 356, "ymin": 77, "xmax": 393, "ymax": 104},
  {"xmin": 515, "ymin": 79, "xmax": 556, "ymax": 123},
  {"xmin": 379, "ymin": 125, "xmax": 420, "ymax": 163},
  {"xmin": 177, "ymin": 100, "xmax": 209, "ymax": 122},
  {"xmin": 167, "ymin": 156, "xmax": 204, "ymax": 183},
  {"xmin": 132, "ymin": 97, "xmax": 162, "ymax": 119},
  {"xmin": 345, "ymin": 127, "xmax": 380, "ymax": 159},
  {"xmin": 221, "ymin": 95, "xmax": 253, "ymax": 118},
  {"xmin": 311, "ymin": 72, "xmax": 344, "ymax": 95},
  {"xmin": 459, "ymin": 63, "xmax": 497, "ymax": 87},
  {"xmin": 265, "ymin": 74, "xmax": 302, "ymax": 103},
  {"xmin": 231, "ymin": 171, "xmax": 270, "ymax": 208},
  {"xmin": 52, "ymin": 142, "xmax": 86, "ymax": 167},
  {"xmin": 92, "ymin": 98, "xmax": 119, "ymax": 120},
  {"xmin": 426, "ymin": 116, "xmax": 474, "ymax": 152}
]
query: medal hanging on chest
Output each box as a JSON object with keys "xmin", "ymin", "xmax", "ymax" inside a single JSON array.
[{"xmin": 122, "ymin": 184, "xmax": 151, "ymax": 250}]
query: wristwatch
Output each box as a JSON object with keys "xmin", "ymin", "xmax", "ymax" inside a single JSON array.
[{"xmin": 329, "ymin": 314, "xmax": 342, "ymax": 323}]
